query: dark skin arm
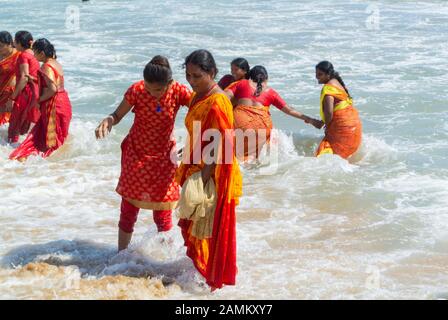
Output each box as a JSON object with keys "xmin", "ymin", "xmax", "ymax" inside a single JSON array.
[
  {"xmin": 201, "ymin": 163, "xmax": 216, "ymax": 185},
  {"xmin": 11, "ymin": 63, "xmax": 29, "ymax": 100},
  {"xmin": 95, "ymin": 98, "xmax": 133, "ymax": 139},
  {"xmin": 281, "ymin": 104, "xmax": 309, "ymax": 120},
  {"xmin": 38, "ymin": 80, "xmax": 57, "ymax": 102},
  {"xmin": 323, "ymin": 95, "xmax": 334, "ymax": 126},
  {"xmin": 308, "ymin": 95, "xmax": 335, "ymax": 130}
]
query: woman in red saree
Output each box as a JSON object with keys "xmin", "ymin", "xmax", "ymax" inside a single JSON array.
[
  {"xmin": 8, "ymin": 31, "xmax": 40, "ymax": 143},
  {"xmin": 314, "ymin": 61, "xmax": 362, "ymax": 159},
  {"xmin": 225, "ymin": 65, "xmax": 319, "ymax": 160},
  {"xmin": 95, "ymin": 55, "xmax": 191, "ymax": 251},
  {"xmin": 177, "ymin": 49, "xmax": 243, "ymax": 290},
  {"xmin": 0, "ymin": 31, "xmax": 20, "ymax": 126},
  {"xmin": 10, "ymin": 39, "xmax": 72, "ymax": 161}
]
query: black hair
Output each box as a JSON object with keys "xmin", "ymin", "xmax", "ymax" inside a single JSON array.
[
  {"xmin": 14, "ymin": 30, "xmax": 33, "ymax": 49},
  {"xmin": 231, "ymin": 57, "xmax": 250, "ymax": 79},
  {"xmin": 143, "ymin": 55, "xmax": 172, "ymax": 84},
  {"xmin": 0, "ymin": 31, "xmax": 13, "ymax": 46},
  {"xmin": 32, "ymin": 38, "xmax": 57, "ymax": 59},
  {"xmin": 248, "ymin": 65, "xmax": 268, "ymax": 97},
  {"xmin": 316, "ymin": 61, "xmax": 350, "ymax": 97},
  {"xmin": 184, "ymin": 49, "xmax": 218, "ymax": 78}
]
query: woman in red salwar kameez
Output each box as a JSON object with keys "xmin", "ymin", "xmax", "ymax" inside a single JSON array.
[
  {"xmin": 8, "ymin": 31, "xmax": 40, "ymax": 143},
  {"xmin": 10, "ymin": 39, "xmax": 72, "ymax": 161},
  {"xmin": 95, "ymin": 55, "xmax": 192, "ymax": 251},
  {"xmin": 0, "ymin": 31, "xmax": 20, "ymax": 126}
]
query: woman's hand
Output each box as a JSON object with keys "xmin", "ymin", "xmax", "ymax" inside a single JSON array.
[
  {"xmin": 201, "ymin": 163, "xmax": 216, "ymax": 185},
  {"xmin": 307, "ymin": 118, "xmax": 324, "ymax": 129},
  {"xmin": 95, "ymin": 116, "xmax": 114, "ymax": 139}
]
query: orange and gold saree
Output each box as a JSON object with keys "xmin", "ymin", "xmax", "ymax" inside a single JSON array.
[
  {"xmin": 316, "ymin": 84, "xmax": 362, "ymax": 159},
  {"xmin": 0, "ymin": 50, "xmax": 20, "ymax": 125},
  {"xmin": 176, "ymin": 92, "xmax": 243, "ymax": 290},
  {"xmin": 233, "ymin": 104, "xmax": 272, "ymax": 159}
]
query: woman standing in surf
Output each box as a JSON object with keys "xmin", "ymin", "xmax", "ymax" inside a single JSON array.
[
  {"xmin": 10, "ymin": 39, "xmax": 72, "ymax": 161},
  {"xmin": 176, "ymin": 49, "xmax": 243, "ymax": 290},
  {"xmin": 0, "ymin": 31, "xmax": 20, "ymax": 126},
  {"xmin": 95, "ymin": 55, "xmax": 191, "ymax": 251},
  {"xmin": 8, "ymin": 31, "xmax": 40, "ymax": 143},
  {"xmin": 314, "ymin": 61, "xmax": 362, "ymax": 159}
]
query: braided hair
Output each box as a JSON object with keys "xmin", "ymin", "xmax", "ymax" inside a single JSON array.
[
  {"xmin": 316, "ymin": 61, "xmax": 351, "ymax": 98},
  {"xmin": 248, "ymin": 65, "xmax": 268, "ymax": 97}
]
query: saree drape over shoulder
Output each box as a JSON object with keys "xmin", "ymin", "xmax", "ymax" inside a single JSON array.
[
  {"xmin": 9, "ymin": 63, "xmax": 72, "ymax": 160},
  {"xmin": 176, "ymin": 92, "xmax": 243, "ymax": 289},
  {"xmin": 316, "ymin": 84, "xmax": 362, "ymax": 159},
  {"xmin": 0, "ymin": 51, "xmax": 20, "ymax": 126}
]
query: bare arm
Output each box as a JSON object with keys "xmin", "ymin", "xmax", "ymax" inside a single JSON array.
[
  {"xmin": 95, "ymin": 98, "xmax": 133, "ymax": 139},
  {"xmin": 201, "ymin": 163, "xmax": 216, "ymax": 185},
  {"xmin": 323, "ymin": 95, "xmax": 334, "ymax": 125},
  {"xmin": 224, "ymin": 89, "xmax": 238, "ymax": 106},
  {"xmin": 11, "ymin": 63, "xmax": 29, "ymax": 99},
  {"xmin": 224, "ymin": 89, "xmax": 234, "ymax": 101},
  {"xmin": 39, "ymin": 81, "xmax": 57, "ymax": 102},
  {"xmin": 280, "ymin": 104, "xmax": 310, "ymax": 121},
  {"xmin": 280, "ymin": 104, "xmax": 322, "ymax": 129}
]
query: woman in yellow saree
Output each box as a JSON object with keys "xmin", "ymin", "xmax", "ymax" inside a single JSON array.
[
  {"xmin": 176, "ymin": 49, "xmax": 243, "ymax": 290},
  {"xmin": 0, "ymin": 31, "xmax": 20, "ymax": 126},
  {"xmin": 314, "ymin": 61, "xmax": 362, "ymax": 159}
]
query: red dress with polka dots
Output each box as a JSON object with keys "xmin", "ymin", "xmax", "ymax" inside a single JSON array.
[{"xmin": 116, "ymin": 80, "xmax": 191, "ymax": 210}]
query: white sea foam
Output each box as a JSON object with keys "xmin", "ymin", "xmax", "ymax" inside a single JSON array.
[{"xmin": 1, "ymin": 0, "xmax": 447, "ymax": 299}]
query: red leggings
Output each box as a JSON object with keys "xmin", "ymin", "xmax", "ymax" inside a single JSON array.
[{"xmin": 119, "ymin": 198, "xmax": 173, "ymax": 233}]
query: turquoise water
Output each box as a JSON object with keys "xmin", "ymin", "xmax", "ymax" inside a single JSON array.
[{"xmin": 0, "ymin": 0, "xmax": 447, "ymax": 299}]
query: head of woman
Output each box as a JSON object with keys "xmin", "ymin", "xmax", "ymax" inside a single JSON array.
[
  {"xmin": 248, "ymin": 65, "xmax": 268, "ymax": 97},
  {"xmin": 315, "ymin": 60, "xmax": 350, "ymax": 96},
  {"xmin": 32, "ymin": 38, "xmax": 57, "ymax": 62},
  {"xmin": 230, "ymin": 57, "xmax": 250, "ymax": 81},
  {"xmin": 184, "ymin": 49, "xmax": 218, "ymax": 94},
  {"xmin": 0, "ymin": 31, "xmax": 14, "ymax": 57},
  {"xmin": 14, "ymin": 31, "xmax": 33, "ymax": 52},
  {"xmin": 143, "ymin": 55, "xmax": 173, "ymax": 99}
]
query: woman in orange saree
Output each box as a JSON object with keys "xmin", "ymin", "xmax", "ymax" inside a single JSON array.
[
  {"xmin": 10, "ymin": 39, "xmax": 72, "ymax": 161},
  {"xmin": 225, "ymin": 65, "xmax": 318, "ymax": 160},
  {"xmin": 314, "ymin": 61, "xmax": 362, "ymax": 159},
  {"xmin": 177, "ymin": 50, "xmax": 243, "ymax": 290},
  {"xmin": 8, "ymin": 31, "xmax": 40, "ymax": 143},
  {"xmin": 0, "ymin": 31, "xmax": 20, "ymax": 126}
]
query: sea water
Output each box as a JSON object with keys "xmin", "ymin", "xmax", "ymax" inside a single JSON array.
[{"xmin": 0, "ymin": 0, "xmax": 447, "ymax": 299}]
